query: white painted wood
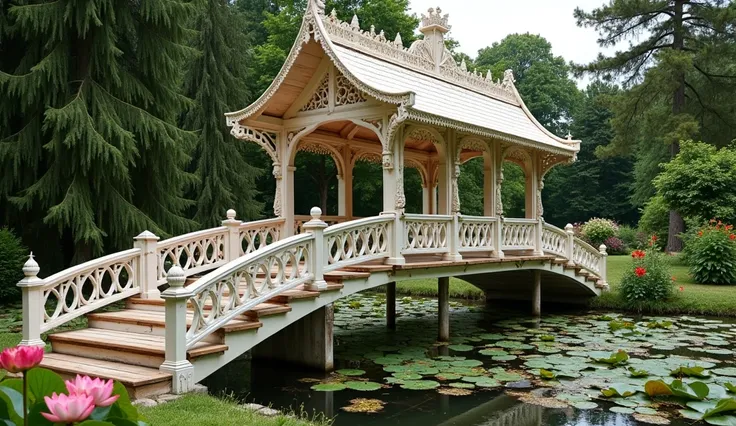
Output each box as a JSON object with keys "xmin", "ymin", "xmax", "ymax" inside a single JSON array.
[
  {"xmin": 18, "ymin": 254, "xmax": 44, "ymax": 347},
  {"xmin": 303, "ymin": 207, "xmax": 329, "ymax": 291},
  {"xmin": 134, "ymin": 231, "xmax": 161, "ymax": 299},
  {"xmin": 337, "ymin": 176, "xmax": 347, "ymax": 217},
  {"xmin": 223, "ymin": 209, "xmax": 241, "ymax": 262},
  {"xmin": 565, "ymin": 224, "xmax": 576, "ymax": 267},
  {"xmin": 160, "ymin": 266, "xmax": 195, "ymax": 394},
  {"xmin": 599, "ymin": 244, "xmax": 609, "ymax": 290}
]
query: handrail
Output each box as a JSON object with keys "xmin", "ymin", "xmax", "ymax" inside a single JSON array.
[
  {"xmin": 40, "ymin": 248, "xmax": 142, "ymax": 333},
  {"xmin": 239, "ymin": 218, "xmax": 285, "ymax": 256},
  {"xmin": 156, "ymin": 227, "xmax": 229, "ymax": 283},
  {"xmin": 323, "ymin": 215, "xmax": 393, "ymax": 271},
  {"xmin": 541, "ymin": 223, "xmax": 567, "ymax": 258},
  {"xmin": 179, "ymin": 233, "xmax": 315, "ymax": 348},
  {"xmin": 572, "ymin": 236, "xmax": 603, "ymax": 275},
  {"xmin": 458, "ymin": 216, "xmax": 498, "ymax": 252},
  {"xmin": 403, "ymin": 214, "xmax": 452, "ymax": 254}
]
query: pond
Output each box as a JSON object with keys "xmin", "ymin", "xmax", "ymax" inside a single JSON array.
[{"xmin": 203, "ymin": 293, "xmax": 736, "ymax": 426}]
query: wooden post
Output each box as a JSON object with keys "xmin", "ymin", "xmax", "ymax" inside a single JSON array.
[
  {"xmin": 18, "ymin": 254, "xmax": 45, "ymax": 347},
  {"xmin": 493, "ymin": 143, "xmax": 504, "ymax": 259},
  {"xmin": 532, "ymin": 270, "xmax": 541, "ymax": 317},
  {"xmin": 134, "ymin": 230, "xmax": 161, "ymax": 299},
  {"xmin": 386, "ymin": 282, "xmax": 396, "ymax": 330},
  {"xmin": 444, "ymin": 214, "xmax": 462, "ymax": 262},
  {"xmin": 160, "ymin": 265, "xmax": 195, "ymax": 393},
  {"xmin": 342, "ymin": 145, "xmax": 354, "ymax": 220},
  {"xmin": 303, "ymin": 207, "xmax": 328, "ymax": 291},
  {"xmin": 599, "ymin": 244, "xmax": 609, "ymax": 290},
  {"xmin": 223, "ymin": 209, "xmax": 241, "ymax": 262},
  {"xmin": 337, "ymin": 176, "xmax": 347, "ymax": 217},
  {"xmin": 565, "ymin": 224, "xmax": 575, "ymax": 267},
  {"xmin": 438, "ymin": 277, "xmax": 450, "ymax": 342},
  {"xmin": 483, "ymin": 154, "xmax": 493, "ymax": 217},
  {"xmin": 422, "ymin": 185, "xmax": 430, "ymax": 214}
]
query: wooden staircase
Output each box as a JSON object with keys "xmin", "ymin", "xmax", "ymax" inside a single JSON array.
[{"xmin": 40, "ymin": 276, "xmax": 345, "ymax": 399}]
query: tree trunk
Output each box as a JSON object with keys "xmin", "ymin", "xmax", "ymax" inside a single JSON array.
[
  {"xmin": 319, "ymin": 156, "xmax": 328, "ymax": 213},
  {"xmin": 667, "ymin": 0, "xmax": 686, "ymax": 252}
]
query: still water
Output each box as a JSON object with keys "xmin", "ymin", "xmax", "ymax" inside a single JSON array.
[{"xmin": 204, "ymin": 294, "xmax": 736, "ymax": 426}]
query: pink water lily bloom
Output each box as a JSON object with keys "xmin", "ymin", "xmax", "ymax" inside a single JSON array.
[
  {"xmin": 0, "ymin": 345, "xmax": 44, "ymax": 373},
  {"xmin": 66, "ymin": 375, "xmax": 120, "ymax": 407},
  {"xmin": 42, "ymin": 393, "xmax": 95, "ymax": 423}
]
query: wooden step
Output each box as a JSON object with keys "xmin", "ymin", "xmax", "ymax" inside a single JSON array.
[
  {"xmin": 243, "ymin": 303, "xmax": 292, "ymax": 319},
  {"xmin": 344, "ymin": 264, "xmax": 395, "ymax": 273},
  {"xmin": 49, "ymin": 329, "xmax": 227, "ymax": 368},
  {"xmin": 41, "ymin": 353, "xmax": 171, "ymax": 400},
  {"xmin": 325, "ymin": 270, "xmax": 370, "ymax": 281},
  {"xmin": 87, "ymin": 309, "xmax": 262, "ymax": 336}
]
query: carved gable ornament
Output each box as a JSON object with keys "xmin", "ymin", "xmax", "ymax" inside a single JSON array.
[{"xmin": 300, "ymin": 69, "xmax": 369, "ymax": 113}]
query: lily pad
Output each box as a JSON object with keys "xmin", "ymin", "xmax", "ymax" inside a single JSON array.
[
  {"xmin": 400, "ymin": 380, "xmax": 440, "ymax": 390},
  {"xmin": 337, "ymin": 369, "xmax": 366, "ymax": 377},
  {"xmin": 448, "ymin": 344, "xmax": 474, "ymax": 352},
  {"xmin": 311, "ymin": 383, "xmax": 347, "ymax": 392},
  {"xmin": 345, "ymin": 381, "xmax": 382, "ymax": 391},
  {"xmin": 572, "ymin": 401, "xmax": 598, "ymax": 410}
]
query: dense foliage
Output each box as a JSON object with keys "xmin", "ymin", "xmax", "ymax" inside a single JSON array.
[
  {"xmin": 0, "ymin": 229, "xmax": 26, "ymax": 303},
  {"xmin": 620, "ymin": 242, "xmax": 675, "ymax": 305},
  {"xmin": 638, "ymin": 196, "xmax": 671, "ymax": 247},
  {"xmin": 582, "ymin": 218, "xmax": 619, "ymax": 247},
  {"xmin": 684, "ymin": 221, "xmax": 736, "ymax": 285},
  {"xmin": 654, "ymin": 142, "xmax": 736, "ymax": 224}
]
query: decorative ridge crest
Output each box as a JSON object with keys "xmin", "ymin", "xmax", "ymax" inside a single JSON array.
[
  {"xmin": 421, "ymin": 7, "xmax": 451, "ymax": 31},
  {"xmin": 321, "ymin": 9, "xmax": 519, "ymax": 106}
]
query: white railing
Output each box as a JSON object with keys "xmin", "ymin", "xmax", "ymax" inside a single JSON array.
[
  {"xmin": 156, "ymin": 228, "xmax": 228, "ymax": 285},
  {"xmin": 403, "ymin": 214, "xmax": 452, "ymax": 255},
  {"xmin": 324, "ymin": 215, "xmax": 392, "ymax": 271},
  {"xmin": 239, "ymin": 218, "xmax": 284, "ymax": 256},
  {"xmin": 573, "ymin": 239, "xmax": 602, "ymax": 275},
  {"xmin": 294, "ymin": 215, "xmax": 351, "ymax": 234},
  {"xmin": 502, "ymin": 219, "xmax": 537, "ymax": 251},
  {"xmin": 541, "ymin": 224, "xmax": 567, "ymax": 258},
  {"xmin": 458, "ymin": 216, "xmax": 498, "ymax": 252}
]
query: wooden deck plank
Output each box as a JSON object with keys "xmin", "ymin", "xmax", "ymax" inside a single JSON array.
[{"xmin": 41, "ymin": 353, "xmax": 170, "ymax": 386}]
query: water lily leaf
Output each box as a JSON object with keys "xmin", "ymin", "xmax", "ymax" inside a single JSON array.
[
  {"xmin": 311, "ymin": 383, "xmax": 347, "ymax": 392},
  {"xmin": 714, "ymin": 368, "xmax": 736, "ymax": 378},
  {"xmin": 449, "ymin": 382, "xmax": 475, "ymax": 389},
  {"xmin": 670, "ymin": 380, "xmax": 710, "ymax": 400},
  {"xmin": 601, "ymin": 383, "xmax": 640, "ymax": 398},
  {"xmin": 392, "ymin": 373, "xmax": 422, "ymax": 381},
  {"xmin": 448, "ymin": 344, "xmax": 474, "ymax": 352},
  {"xmin": 540, "ymin": 369, "xmax": 556, "ymax": 380},
  {"xmin": 572, "ymin": 401, "xmax": 598, "ymax": 410},
  {"xmin": 705, "ymin": 415, "xmax": 736, "ymax": 426},
  {"xmin": 703, "ymin": 399, "xmax": 736, "ymax": 419},
  {"xmin": 478, "ymin": 349, "xmax": 508, "ymax": 357},
  {"xmin": 593, "ymin": 350, "xmax": 629, "ymax": 366},
  {"xmin": 610, "ymin": 406, "xmax": 635, "ymax": 414},
  {"xmin": 450, "ymin": 360, "xmax": 483, "ymax": 368},
  {"xmin": 726, "ymin": 383, "xmax": 736, "ymax": 393},
  {"xmin": 671, "ymin": 366, "xmax": 710, "ymax": 378},
  {"xmin": 474, "ymin": 378, "xmax": 501, "ymax": 388},
  {"xmin": 345, "ymin": 381, "xmax": 382, "ymax": 391},
  {"xmin": 645, "ymin": 380, "xmax": 674, "ymax": 397},
  {"xmin": 492, "ymin": 355, "xmax": 518, "ymax": 362},
  {"xmin": 629, "ymin": 367, "xmax": 650, "ymax": 378},
  {"xmin": 435, "ymin": 373, "xmax": 461, "ymax": 381},
  {"xmin": 337, "ymin": 369, "xmax": 366, "ymax": 377},
  {"xmin": 400, "ymin": 380, "xmax": 440, "ymax": 390},
  {"xmin": 539, "ymin": 335, "xmax": 555, "ymax": 342}
]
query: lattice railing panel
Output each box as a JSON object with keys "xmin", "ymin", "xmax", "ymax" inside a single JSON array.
[
  {"xmin": 459, "ymin": 217, "xmax": 496, "ymax": 251},
  {"xmin": 502, "ymin": 220, "xmax": 536, "ymax": 250},
  {"xmin": 573, "ymin": 240, "xmax": 602, "ymax": 274},
  {"xmin": 240, "ymin": 219, "xmax": 284, "ymax": 256},
  {"xmin": 324, "ymin": 217, "xmax": 391, "ymax": 270},
  {"xmin": 403, "ymin": 216, "xmax": 450, "ymax": 254},
  {"xmin": 185, "ymin": 236, "xmax": 313, "ymax": 347},
  {"xmin": 41, "ymin": 250, "xmax": 141, "ymax": 332},
  {"xmin": 157, "ymin": 229, "xmax": 228, "ymax": 284},
  {"xmin": 541, "ymin": 225, "xmax": 567, "ymax": 258}
]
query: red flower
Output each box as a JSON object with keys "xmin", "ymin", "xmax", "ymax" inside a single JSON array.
[
  {"xmin": 671, "ymin": 276, "xmax": 677, "ymax": 282},
  {"xmin": 651, "ymin": 235, "xmax": 658, "ymax": 241},
  {"xmin": 635, "ymin": 267, "xmax": 647, "ymax": 277},
  {"xmin": 698, "ymin": 231, "xmax": 704, "ymax": 237},
  {"xmin": 727, "ymin": 225, "xmax": 733, "ymax": 231},
  {"xmin": 631, "ymin": 250, "xmax": 646, "ymax": 259},
  {"xmin": 679, "ymin": 286, "xmax": 684, "ymax": 292},
  {"xmin": 730, "ymin": 234, "xmax": 735, "ymax": 241}
]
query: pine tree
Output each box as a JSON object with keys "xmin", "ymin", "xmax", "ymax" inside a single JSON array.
[
  {"xmin": 0, "ymin": 0, "xmax": 197, "ymax": 262},
  {"xmin": 575, "ymin": 0, "xmax": 736, "ymax": 251},
  {"xmin": 184, "ymin": 0, "xmax": 263, "ymax": 227}
]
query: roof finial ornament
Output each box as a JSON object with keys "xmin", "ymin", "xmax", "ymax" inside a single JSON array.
[
  {"xmin": 330, "ymin": 9, "xmax": 337, "ymax": 19},
  {"xmin": 421, "ymin": 6, "xmax": 451, "ymax": 32},
  {"xmin": 460, "ymin": 59, "xmax": 467, "ymax": 72},
  {"xmin": 313, "ymin": 0, "xmax": 326, "ymax": 15},
  {"xmin": 350, "ymin": 14, "xmax": 360, "ymax": 29},
  {"xmin": 486, "ymin": 70, "xmax": 493, "ymax": 81},
  {"xmin": 502, "ymin": 69, "xmax": 516, "ymax": 90},
  {"xmin": 566, "ymin": 132, "xmax": 573, "ymax": 141},
  {"xmin": 394, "ymin": 32, "xmax": 403, "ymax": 47}
]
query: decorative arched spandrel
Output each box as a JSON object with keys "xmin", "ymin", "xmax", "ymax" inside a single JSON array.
[
  {"xmin": 457, "ymin": 136, "xmax": 491, "ymax": 164},
  {"xmin": 404, "ymin": 124, "xmax": 446, "ymax": 158},
  {"xmin": 404, "ymin": 158, "xmax": 430, "ymax": 188},
  {"xmin": 230, "ymin": 123, "xmax": 280, "ymax": 164},
  {"xmin": 294, "ymin": 140, "xmax": 346, "ymax": 177},
  {"xmin": 502, "ymin": 145, "xmax": 532, "ymax": 175}
]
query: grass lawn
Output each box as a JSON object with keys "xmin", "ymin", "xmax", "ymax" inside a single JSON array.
[
  {"xmin": 383, "ymin": 279, "xmax": 484, "ymax": 300},
  {"xmin": 140, "ymin": 394, "xmax": 329, "ymax": 426}
]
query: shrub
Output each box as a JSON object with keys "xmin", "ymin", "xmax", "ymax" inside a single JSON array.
[
  {"xmin": 0, "ymin": 228, "xmax": 27, "ymax": 303},
  {"xmin": 581, "ymin": 218, "xmax": 619, "ymax": 247},
  {"xmin": 639, "ymin": 195, "xmax": 669, "ymax": 246},
  {"xmin": 618, "ymin": 225, "xmax": 643, "ymax": 250},
  {"xmin": 619, "ymin": 239, "xmax": 674, "ymax": 305},
  {"xmin": 684, "ymin": 221, "xmax": 736, "ymax": 285},
  {"xmin": 604, "ymin": 236, "xmax": 627, "ymax": 255}
]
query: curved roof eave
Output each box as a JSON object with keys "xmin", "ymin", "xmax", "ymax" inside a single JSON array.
[{"xmin": 225, "ymin": 4, "xmax": 415, "ymax": 127}]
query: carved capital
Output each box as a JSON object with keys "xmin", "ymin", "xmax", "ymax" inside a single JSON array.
[{"xmin": 382, "ymin": 152, "xmax": 394, "ymax": 170}]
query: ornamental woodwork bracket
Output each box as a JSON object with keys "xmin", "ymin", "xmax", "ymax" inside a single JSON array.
[{"xmin": 231, "ymin": 123, "xmax": 280, "ymax": 165}]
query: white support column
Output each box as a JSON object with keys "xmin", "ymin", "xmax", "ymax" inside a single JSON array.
[
  {"xmin": 337, "ymin": 176, "xmax": 347, "ymax": 217},
  {"xmin": 304, "ymin": 207, "xmax": 328, "ymax": 291},
  {"xmin": 341, "ymin": 145, "xmax": 354, "ymax": 219},
  {"xmin": 565, "ymin": 224, "xmax": 575, "ymax": 267},
  {"xmin": 492, "ymin": 143, "xmax": 505, "ymax": 258},
  {"xmin": 383, "ymin": 126, "xmax": 405, "ymax": 265},
  {"xmin": 599, "ymin": 244, "xmax": 609, "ymax": 290},
  {"xmin": 422, "ymin": 185, "xmax": 430, "ymax": 214},
  {"xmin": 160, "ymin": 266, "xmax": 195, "ymax": 394},
  {"xmin": 282, "ymin": 165, "xmax": 296, "ymax": 237},
  {"xmin": 532, "ymin": 270, "xmax": 541, "ymax": 317},
  {"xmin": 17, "ymin": 254, "xmax": 44, "ymax": 347},
  {"xmin": 134, "ymin": 230, "xmax": 161, "ymax": 299},
  {"xmin": 222, "ymin": 209, "xmax": 241, "ymax": 262},
  {"xmin": 483, "ymin": 154, "xmax": 494, "ymax": 217},
  {"xmin": 445, "ymin": 130, "xmax": 462, "ymax": 261},
  {"xmin": 526, "ymin": 153, "xmax": 544, "ymax": 256}
]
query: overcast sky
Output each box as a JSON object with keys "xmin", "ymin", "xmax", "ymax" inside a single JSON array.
[{"xmin": 409, "ymin": 0, "xmax": 618, "ymax": 81}]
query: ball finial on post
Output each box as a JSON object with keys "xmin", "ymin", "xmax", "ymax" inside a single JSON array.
[
  {"xmin": 310, "ymin": 206, "xmax": 323, "ymax": 221},
  {"xmin": 22, "ymin": 252, "xmax": 40, "ymax": 278},
  {"xmin": 599, "ymin": 244, "xmax": 608, "ymax": 255},
  {"xmin": 565, "ymin": 224, "xmax": 574, "ymax": 233},
  {"xmin": 167, "ymin": 265, "xmax": 186, "ymax": 288},
  {"xmin": 226, "ymin": 209, "xmax": 237, "ymax": 221}
]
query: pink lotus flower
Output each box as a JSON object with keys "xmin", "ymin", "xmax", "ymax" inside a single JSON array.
[
  {"xmin": 66, "ymin": 375, "xmax": 120, "ymax": 407},
  {"xmin": 41, "ymin": 392, "xmax": 95, "ymax": 423},
  {"xmin": 0, "ymin": 345, "xmax": 44, "ymax": 373}
]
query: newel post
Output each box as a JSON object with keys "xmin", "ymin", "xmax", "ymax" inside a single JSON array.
[
  {"xmin": 495, "ymin": 218, "xmax": 505, "ymax": 259},
  {"xmin": 598, "ymin": 244, "xmax": 609, "ymax": 290},
  {"xmin": 565, "ymin": 224, "xmax": 575, "ymax": 267},
  {"xmin": 17, "ymin": 253, "xmax": 45, "ymax": 347},
  {"xmin": 160, "ymin": 266, "xmax": 195, "ymax": 393},
  {"xmin": 134, "ymin": 231, "xmax": 161, "ymax": 299},
  {"xmin": 534, "ymin": 218, "xmax": 544, "ymax": 257},
  {"xmin": 444, "ymin": 214, "xmax": 462, "ymax": 262},
  {"xmin": 223, "ymin": 209, "xmax": 241, "ymax": 261},
  {"xmin": 304, "ymin": 207, "xmax": 328, "ymax": 291}
]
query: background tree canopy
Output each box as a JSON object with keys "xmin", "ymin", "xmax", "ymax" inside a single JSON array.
[{"xmin": 1, "ymin": 0, "xmax": 734, "ymax": 273}]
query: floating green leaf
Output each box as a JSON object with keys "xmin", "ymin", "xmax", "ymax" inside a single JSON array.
[
  {"xmin": 539, "ymin": 335, "xmax": 555, "ymax": 342},
  {"xmin": 337, "ymin": 369, "xmax": 366, "ymax": 377},
  {"xmin": 311, "ymin": 383, "xmax": 347, "ymax": 392},
  {"xmin": 601, "ymin": 383, "xmax": 640, "ymax": 398},
  {"xmin": 628, "ymin": 367, "xmax": 650, "ymax": 378},
  {"xmin": 345, "ymin": 381, "xmax": 382, "ymax": 391},
  {"xmin": 725, "ymin": 383, "xmax": 736, "ymax": 393},
  {"xmin": 448, "ymin": 344, "xmax": 474, "ymax": 352},
  {"xmin": 645, "ymin": 379, "xmax": 710, "ymax": 401},
  {"xmin": 671, "ymin": 366, "xmax": 710, "ymax": 378},
  {"xmin": 449, "ymin": 382, "xmax": 475, "ymax": 389},
  {"xmin": 540, "ymin": 369, "xmax": 556, "ymax": 380},
  {"xmin": 400, "ymin": 380, "xmax": 440, "ymax": 390},
  {"xmin": 593, "ymin": 350, "xmax": 630, "ymax": 366}
]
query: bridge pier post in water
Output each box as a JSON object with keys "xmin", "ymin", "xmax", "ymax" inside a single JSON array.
[
  {"xmin": 252, "ymin": 305, "xmax": 334, "ymax": 372},
  {"xmin": 438, "ymin": 277, "xmax": 450, "ymax": 342},
  {"xmin": 532, "ymin": 270, "xmax": 541, "ymax": 317},
  {"xmin": 386, "ymin": 282, "xmax": 396, "ymax": 330}
]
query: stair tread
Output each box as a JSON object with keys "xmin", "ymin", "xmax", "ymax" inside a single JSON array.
[
  {"xmin": 88, "ymin": 309, "xmax": 262, "ymax": 331},
  {"xmin": 41, "ymin": 353, "xmax": 170, "ymax": 386},
  {"xmin": 49, "ymin": 329, "xmax": 226, "ymax": 358}
]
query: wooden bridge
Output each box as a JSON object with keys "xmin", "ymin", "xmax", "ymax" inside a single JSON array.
[{"xmin": 17, "ymin": 209, "xmax": 608, "ymax": 399}]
